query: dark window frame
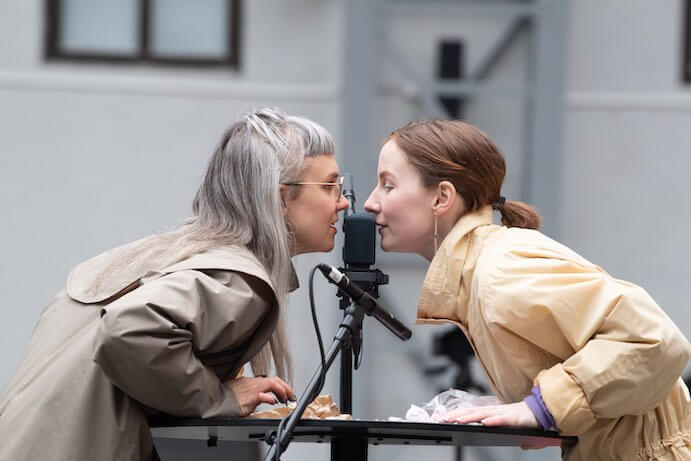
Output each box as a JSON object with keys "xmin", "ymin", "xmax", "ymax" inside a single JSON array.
[
  {"xmin": 44, "ymin": 0, "xmax": 241, "ymax": 68},
  {"xmin": 685, "ymin": 0, "xmax": 691, "ymax": 82}
]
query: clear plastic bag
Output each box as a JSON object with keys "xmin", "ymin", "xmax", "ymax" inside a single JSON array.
[{"xmin": 389, "ymin": 388, "xmax": 503, "ymax": 423}]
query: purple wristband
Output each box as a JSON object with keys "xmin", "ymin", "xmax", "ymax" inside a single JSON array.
[{"xmin": 523, "ymin": 386, "xmax": 558, "ymax": 431}]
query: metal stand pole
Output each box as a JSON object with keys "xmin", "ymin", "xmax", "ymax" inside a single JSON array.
[{"xmin": 264, "ymin": 304, "xmax": 366, "ymax": 461}]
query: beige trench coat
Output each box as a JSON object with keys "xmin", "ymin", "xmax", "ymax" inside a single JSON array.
[
  {"xmin": 0, "ymin": 241, "xmax": 280, "ymax": 461},
  {"xmin": 417, "ymin": 206, "xmax": 691, "ymax": 461}
]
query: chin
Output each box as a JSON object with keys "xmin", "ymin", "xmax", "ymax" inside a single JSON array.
[
  {"xmin": 317, "ymin": 238, "xmax": 335, "ymax": 253},
  {"xmin": 381, "ymin": 239, "xmax": 407, "ymax": 254},
  {"xmin": 380, "ymin": 237, "xmax": 395, "ymax": 252}
]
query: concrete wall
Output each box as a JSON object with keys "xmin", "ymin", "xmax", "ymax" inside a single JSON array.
[
  {"xmin": 0, "ymin": 0, "xmax": 344, "ymax": 387},
  {"xmin": 0, "ymin": 2, "xmax": 343, "ymax": 460},
  {"xmin": 561, "ymin": 0, "xmax": 691, "ymax": 337}
]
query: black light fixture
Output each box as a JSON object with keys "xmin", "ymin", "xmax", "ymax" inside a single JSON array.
[{"xmin": 437, "ymin": 39, "xmax": 465, "ymax": 119}]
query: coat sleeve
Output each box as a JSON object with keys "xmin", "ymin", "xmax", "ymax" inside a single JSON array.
[
  {"xmin": 92, "ymin": 269, "xmax": 275, "ymax": 418},
  {"xmin": 481, "ymin": 252, "xmax": 690, "ymax": 436}
]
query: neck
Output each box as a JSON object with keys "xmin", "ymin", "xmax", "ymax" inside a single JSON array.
[
  {"xmin": 420, "ymin": 243, "xmax": 436, "ymax": 262},
  {"xmin": 288, "ymin": 236, "xmax": 300, "ymax": 257}
]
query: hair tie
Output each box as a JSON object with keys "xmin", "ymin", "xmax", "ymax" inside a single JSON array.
[{"xmin": 492, "ymin": 196, "xmax": 506, "ymax": 210}]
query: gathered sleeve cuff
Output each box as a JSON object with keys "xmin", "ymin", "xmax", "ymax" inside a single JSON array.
[
  {"xmin": 534, "ymin": 366, "xmax": 596, "ymax": 434},
  {"xmin": 523, "ymin": 386, "xmax": 558, "ymax": 431}
]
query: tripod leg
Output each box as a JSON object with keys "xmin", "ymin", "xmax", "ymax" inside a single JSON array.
[
  {"xmin": 340, "ymin": 344, "xmax": 353, "ymax": 414},
  {"xmin": 331, "ymin": 437, "xmax": 367, "ymax": 461}
]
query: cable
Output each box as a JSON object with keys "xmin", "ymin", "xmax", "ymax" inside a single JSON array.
[
  {"xmin": 271, "ymin": 265, "xmax": 327, "ymax": 460},
  {"xmin": 308, "ymin": 265, "xmax": 327, "ymax": 393},
  {"xmin": 273, "ymin": 416, "xmax": 287, "ymax": 461}
]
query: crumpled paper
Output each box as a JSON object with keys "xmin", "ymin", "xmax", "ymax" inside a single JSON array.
[
  {"xmin": 248, "ymin": 394, "xmax": 352, "ymax": 420},
  {"xmin": 389, "ymin": 388, "xmax": 503, "ymax": 423}
]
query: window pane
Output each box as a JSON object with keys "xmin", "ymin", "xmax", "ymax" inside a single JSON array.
[
  {"xmin": 59, "ymin": 0, "xmax": 139, "ymax": 54},
  {"xmin": 150, "ymin": 0, "xmax": 229, "ymax": 58}
]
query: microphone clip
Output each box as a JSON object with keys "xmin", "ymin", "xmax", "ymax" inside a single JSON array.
[{"xmin": 318, "ymin": 264, "xmax": 411, "ymax": 342}]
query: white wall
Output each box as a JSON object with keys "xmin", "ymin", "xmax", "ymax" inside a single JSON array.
[
  {"xmin": 0, "ymin": 0, "xmax": 343, "ymax": 82},
  {"xmin": 0, "ymin": 2, "xmax": 344, "ymax": 460},
  {"xmin": 561, "ymin": 0, "xmax": 691, "ymax": 337},
  {"xmin": 0, "ymin": 0, "xmax": 345, "ymax": 377}
]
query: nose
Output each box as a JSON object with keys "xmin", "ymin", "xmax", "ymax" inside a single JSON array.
[
  {"xmin": 336, "ymin": 193, "xmax": 349, "ymax": 211},
  {"xmin": 363, "ymin": 190, "xmax": 380, "ymax": 214}
]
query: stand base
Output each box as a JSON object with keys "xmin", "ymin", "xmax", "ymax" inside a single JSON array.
[{"xmin": 331, "ymin": 437, "xmax": 367, "ymax": 461}]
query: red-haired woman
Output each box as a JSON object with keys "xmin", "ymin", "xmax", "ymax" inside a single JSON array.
[{"xmin": 364, "ymin": 119, "xmax": 690, "ymax": 461}]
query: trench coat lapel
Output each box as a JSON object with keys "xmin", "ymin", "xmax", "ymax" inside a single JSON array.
[{"xmin": 66, "ymin": 239, "xmax": 274, "ymax": 304}]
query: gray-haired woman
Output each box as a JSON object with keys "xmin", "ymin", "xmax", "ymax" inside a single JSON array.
[{"xmin": 0, "ymin": 107, "xmax": 349, "ymax": 461}]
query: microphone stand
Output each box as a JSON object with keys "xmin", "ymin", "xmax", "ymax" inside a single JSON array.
[
  {"xmin": 264, "ymin": 175, "xmax": 408, "ymax": 460},
  {"xmin": 337, "ymin": 174, "xmax": 390, "ymax": 415},
  {"xmin": 263, "ymin": 301, "xmax": 367, "ymax": 461},
  {"xmin": 337, "ymin": 267, "xmax": 388, "ymax": 414}
]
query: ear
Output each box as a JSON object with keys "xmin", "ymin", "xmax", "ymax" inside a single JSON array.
[
  {"xmin": 431, "ymin": 180, "xmax": 458, "ymax": 216},
  {"xmin": 279, "ymin": 184, "xmax": 290, "ymax": 214}
]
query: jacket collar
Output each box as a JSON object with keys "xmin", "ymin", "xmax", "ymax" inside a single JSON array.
[
  {"xmin": 66, "ymin": 239, "xmax": 275, "ymax": 304},
  {"xmin": 417, "ymin": 205, "xmax": 493, "ymax": 325}
]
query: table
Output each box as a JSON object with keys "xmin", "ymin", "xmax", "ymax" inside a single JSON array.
[{"xmin": 149, "ymin": 417, "xmax": 577, "ymax": 460}]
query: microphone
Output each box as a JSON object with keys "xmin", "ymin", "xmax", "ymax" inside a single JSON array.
[
  {"xmin": 317, "ymin": 264, "xmax": 412, "ymax": 341},
  {"xmin": 342, "ymin": 173, "xmax": 355, "ymax": 217},
  {"xmin": 341, "ymin": 173, "xmax": 376, "ymax": 268}
]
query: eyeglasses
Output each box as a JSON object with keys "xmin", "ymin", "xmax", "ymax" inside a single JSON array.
[{"xmin": 281, "ymin": 175, "xmax": 344, "ymax": 201}]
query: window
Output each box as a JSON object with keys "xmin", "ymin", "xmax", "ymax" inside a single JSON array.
[
  {"xmin": 45, "ymin": 0, "xmax": 241, "ymax": 67},
  {"xmin": 685, "ymin": 0, "xmax": 691, "ymax": 82}
]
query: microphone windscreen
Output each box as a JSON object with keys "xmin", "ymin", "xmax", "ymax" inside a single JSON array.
[{"xmin": 342, "ymin": 212, "xmax": 376, "ymax": 267}]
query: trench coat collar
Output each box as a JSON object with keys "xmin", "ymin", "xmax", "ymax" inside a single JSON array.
[
  {"xmin": 66, "ymin": 239, "xmax": 275, "ymax": 304},
  {"xmin": 417, "ymin": 205, "xmax": 493, "ymax": 325},
  {"xmin": 287, "ymin": 264, "xmax": 299, "ymax": 292}
]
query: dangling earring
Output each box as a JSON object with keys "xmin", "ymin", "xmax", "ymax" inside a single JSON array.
[{"xmin": 433, "ymin": 211, "xmax": 439, "ymax": 253}]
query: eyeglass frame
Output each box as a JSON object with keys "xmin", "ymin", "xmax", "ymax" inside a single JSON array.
[{"xmin": 280, "ymin": 175, "xmax": 345, "ymax": 200}]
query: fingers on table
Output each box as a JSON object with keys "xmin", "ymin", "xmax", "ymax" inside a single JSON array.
[
  {"xmin": 257, "ymin": 391, "xmax": 281, "ymax": 406},
  {"xmin": 258, "ymin": 376, "xmax": 297, "ymax": 403},
  {"xmin": 479, "ymin": 414, "xmax": 511, "ymax": 426},
  {"xmin": 443, "ymin": 403, "xmax": 537, "ymax": 428},
  {"xmin": 443, "ymin": 406, "xmax": 496, "ymax": 424}
]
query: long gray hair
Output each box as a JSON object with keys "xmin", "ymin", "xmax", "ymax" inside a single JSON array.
[{"xmin": 95, "ymin": 107, "xmax": 335, "ymax": 382}]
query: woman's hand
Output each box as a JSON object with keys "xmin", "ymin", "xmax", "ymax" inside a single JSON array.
[
  {"xmin": 442, "ymin": 401, "xmax": 539, "ymax": 428},
  {"xmin": 224, "ymin": 376, "xmax": 297, "ymax": 416}
]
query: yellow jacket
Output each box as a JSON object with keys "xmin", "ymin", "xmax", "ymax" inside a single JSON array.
[{"xmin": 417, "ymin": 206, "xmax": 691, "ymax": 460}]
